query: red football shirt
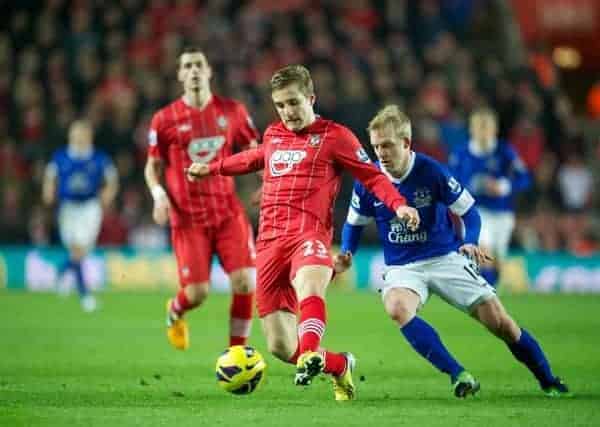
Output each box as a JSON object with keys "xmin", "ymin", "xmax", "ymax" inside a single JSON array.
[
  {"xmin": 209, "ymin": 117, "xmax": 406, "ymax": 243},
  {"xmin": 148, "ymin": 95, "xmax": 259, "ymax": 228}
]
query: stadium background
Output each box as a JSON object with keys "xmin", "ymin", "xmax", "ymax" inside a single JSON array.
[
  {"xmin": 1, "ymin": 0, "xmax": 599, "ymax": 292},
  {"xmin": 2, "ymin": 2, "xmax": 600, "ymax": 427}
]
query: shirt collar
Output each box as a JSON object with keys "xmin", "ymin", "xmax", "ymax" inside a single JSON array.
[
  {"xmin": 381, "ymin": 151, "xmax": 415, "ymax": 184},
  {"xmin": 67, "ymin": 145, "xmax": 93, "ymax": 160},
  {"xmin": 468, "ymin": 139, "xmax": 497, "ymax": 156}
]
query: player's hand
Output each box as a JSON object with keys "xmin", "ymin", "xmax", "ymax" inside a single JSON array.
[
  {"xmin": 459, "ymin": 244, "xmax": 493, "ymax": 266},
  {"xmin": 483, "ymin": 178, "xmax": 505, "ymax": 197},
  {"xmin": 395, "ymin": 206, "xmax": 420, "ymax": 231},
  {"xmin": 151, "ymin": 185, "xmax": 170, "ymax": 226},
  {"xmin": 186, "ymin": 162, "xmax": 210, "ymax": 181},
  {"xmin": 333, "ymin": 251, "xmax": 353, "ymax": 274}
]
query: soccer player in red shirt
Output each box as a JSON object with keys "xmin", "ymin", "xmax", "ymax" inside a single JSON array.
[
  {"xmin": 144, "ymin": 48, "xmax": 259, "ymax": 351},
  {"xmin": 187, "ymin": 65, "xmax": 420, "ymax": 400}
]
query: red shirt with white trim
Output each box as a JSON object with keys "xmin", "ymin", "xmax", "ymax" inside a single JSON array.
[
  {"xmin": 148, "ymin": 95, "xmax": 259, "ymax": 228},
  {"xmin": 209, "ymin": 117, "xmax": 406, "ymax": 243}
]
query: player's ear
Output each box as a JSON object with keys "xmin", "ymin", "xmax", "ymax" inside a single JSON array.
[
  {"xmin": 403, "ymin": 138, "xmax": 411, "ymax": 149},
  {"xmin": 308, "ymin": 94, "xmax": 316, "ymax": 106}
]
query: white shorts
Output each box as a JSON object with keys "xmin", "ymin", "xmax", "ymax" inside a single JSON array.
[
  {"xmin": 381, "ymin": 252, "xmax": 496, "ymax": 312},
  {"xmin": 478, "ymin": 208, "xmax": 515, "ymax": 258},
  {"xmin": 58, "ymin": 199, "xmax": 102, "ymax": 250}
]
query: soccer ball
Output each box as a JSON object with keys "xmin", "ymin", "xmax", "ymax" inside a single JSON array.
[{"xmin": 215, "ymin": 345, "xmax": 266, "ymax": 395}]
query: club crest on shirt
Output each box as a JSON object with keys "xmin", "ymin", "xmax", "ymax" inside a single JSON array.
[
  {"xmin": 413, "ymin": 187, "xmax": 432, "ymax": 208},
  {"xmin": 308, "ymin": 134, "xmax": 321, "ymax": 147},
  {"xmin": 217, "ymin": 115, "xmax": 228, "ymax": 129},
  {"xmin": 356, "ymin": 148, "xmax": 370, "ymax": 163},
  {"xmin": 177, "ymin": 123, "xmax": 192, "ymax": 132},
  {"xmin": 447, "ymin": 176, "xmax": 462, "ymax": 194},
  {"xmin": 188, "ymin": 136, "xmax": 226, "ymax": 164},
  {"xmin": 269, "ymin": 150, "xmax": 306, "ymax": 177}
]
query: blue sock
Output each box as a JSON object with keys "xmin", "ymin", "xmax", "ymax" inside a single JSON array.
[
  {"xmin": 71, "ymin": 261, "xmax": 88, "ymax": 297},
  {"xmin": 401, "ymin": 317, "xmax": 464, "ymax": 382},
  {"xmin": 481, "ymin": 267, "xmax": 499, "ymax": 288},
  {"xmin": 507, "ymin": 328, "xmax": 556, "ymax": 388}
]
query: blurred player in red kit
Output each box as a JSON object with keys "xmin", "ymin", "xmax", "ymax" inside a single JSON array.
[
  {"xmin": 187, "ymin": 65, "xmax": 420, "ymax": 400},
  {"xmin": 145, "ymin": 48, "xmax": 259, "ymax": 351}
]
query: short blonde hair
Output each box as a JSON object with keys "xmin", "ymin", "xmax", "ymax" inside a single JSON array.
[
  {"xmin": 368, "ymin": 105, "xmax": 412, "ymax": 141},
  {"xmin": 270, "ymin": 64, "xmax": 314, "ymax": 96}
]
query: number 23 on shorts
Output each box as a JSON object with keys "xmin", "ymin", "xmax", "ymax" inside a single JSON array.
[{"xmin": 302, "ymin": 240, "xmax": 329, "ymax": 259}]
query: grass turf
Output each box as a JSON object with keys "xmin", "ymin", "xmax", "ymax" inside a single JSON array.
[{"xmin": 1, "ymin": 291, "xmax": 599, "ymax": 427}]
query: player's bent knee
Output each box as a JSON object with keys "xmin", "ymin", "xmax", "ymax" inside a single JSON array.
[
  {"xmin": 384, "ymin": 289, "xmax": 419, "ymax": 326},
  {"xmin": 385, "ymin": 299, "xmax": 416, "ymax": 326},
  {"xmin": 230, "ymin": 269, "xmax": 255, "ymax": 294},
  {"xmin": 185, "ymin": 283, "xmax": 210, "ymax": 305}
]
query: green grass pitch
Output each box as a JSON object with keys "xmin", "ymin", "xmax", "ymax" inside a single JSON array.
[{"xmin": 1, "ymin": 291, "xmax": 599, "ymax": 426}]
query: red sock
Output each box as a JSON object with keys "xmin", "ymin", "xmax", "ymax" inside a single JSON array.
[
  {"xmin": 171, "ymin": 289, "xmax": 195, "ymax": 317},
  {"xmin": 298, "ymin": 295, "xmax": 326, "ymax": 353},
  {"xmin": 322, "ymin": 350, "xmax": 347, "ymax": 377},
  {"xmin": 229, "ymin": 293, "xmax": 254, "ymax": 346}
]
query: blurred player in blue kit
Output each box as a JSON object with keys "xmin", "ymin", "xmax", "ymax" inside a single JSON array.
[
  {"xmin": 336, "ymin": 106, "xmax": 569, "ymax": 398},
  {"xmin": 449, "ymin": 108, "xmax": 531, "ymax": 287},
  {"xmin": 42, "ymin": 119, "xmax": 118, "ymax": 312}
]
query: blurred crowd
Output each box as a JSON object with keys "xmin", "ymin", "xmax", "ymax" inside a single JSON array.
[{"xmin": 1, "ymin": 0, "xmax": 599, "ymax": 255}]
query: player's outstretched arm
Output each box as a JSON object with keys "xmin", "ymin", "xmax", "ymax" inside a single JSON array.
[
  {"xmin": 333, "ymin": 129, "xmax": 420, "ymax": 230},
  {"xmin": 187, "ymin": 146, "xmax": 265, "ymax": 180}
]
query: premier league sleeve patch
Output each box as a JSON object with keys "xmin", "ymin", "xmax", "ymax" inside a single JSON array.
[
  {"xmin": 148, "ymin": 129, "xmax": 158, "ymax": 146},
  {"xmin": 448, "ymin": 176, "xmax": 462, "ymax": 194},
  {"xmin": 356, "ymin": 148, "xmax": 371, "ymax": 163}
]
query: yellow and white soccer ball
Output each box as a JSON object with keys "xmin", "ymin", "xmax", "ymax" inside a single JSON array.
[{"xmin": 216, "ymin": 345, "xmax": 266, "ymax": 395}]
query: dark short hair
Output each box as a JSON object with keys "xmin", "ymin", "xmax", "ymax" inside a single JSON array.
[
  {"xmin": 177, "ymin": 47, "xmax": 207, "ymax": 69},
  {"xmin": 270, "ymin": 64, "xmax": 314, "ymax": 96}
]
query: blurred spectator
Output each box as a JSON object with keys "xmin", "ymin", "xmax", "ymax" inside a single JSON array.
[
  {"xmin": 0, "ymin": 1, "xmax": 596, "ymax": 256},
  {"xmin": 509, "ymin": 115, "xmax": 546, "ymax": 171},
  {"xmin": 587, "ymin": 81, "xmax": 600, "ymax": 120},
  {"xmin": 557, "ymin": 150, "xmax": 593, "ymax": 212}
]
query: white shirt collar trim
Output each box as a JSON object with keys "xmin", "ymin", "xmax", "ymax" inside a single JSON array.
[
  {"xmin": 382, "ymin": 151, "xmax": 415, "ymax": 184},
  {"xmin": 468, "ymin": 139, "xmax": 497, "ymax": 156},
  {"xmin": 67, "ymin": 145, "xmax": 93, "ymax": 160}
]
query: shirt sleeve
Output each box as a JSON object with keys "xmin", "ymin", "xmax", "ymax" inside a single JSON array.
[
  {"xmin": 233, "ymin": 102, "xmax": 260, "ymax": 150},
  {"xmin": 346, "ymin": 180, "xmax": 374, "ymax": 226},
  {"xmin": 435, "ymin": 162, "xmax": 475, "ymax": 216},
  {"xmin": 332, "ymin": 126, "xmax": 406, "ymax": 212},
  {"xmin": 341, "ymin": 181, "xmax": 373, "ymax": 255},
  {"xmin": 208, "ymin": 145, "xmax": 265, "ymax": 176},
  {"xmin": 147, "ymin": 113, "xmax": 167, "ymax": 160}
]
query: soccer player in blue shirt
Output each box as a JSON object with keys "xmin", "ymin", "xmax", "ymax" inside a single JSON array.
[
  {"xmin": 336, "ymin": 105, "xmax": 569, "ymax": 398},
  {"xmin": 42, "ymin": 119, "xmax": 118, "ymax": 312},
  {"xmin": 448, "ymin": 108, "xmax": 531, "ymax": 287}
]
